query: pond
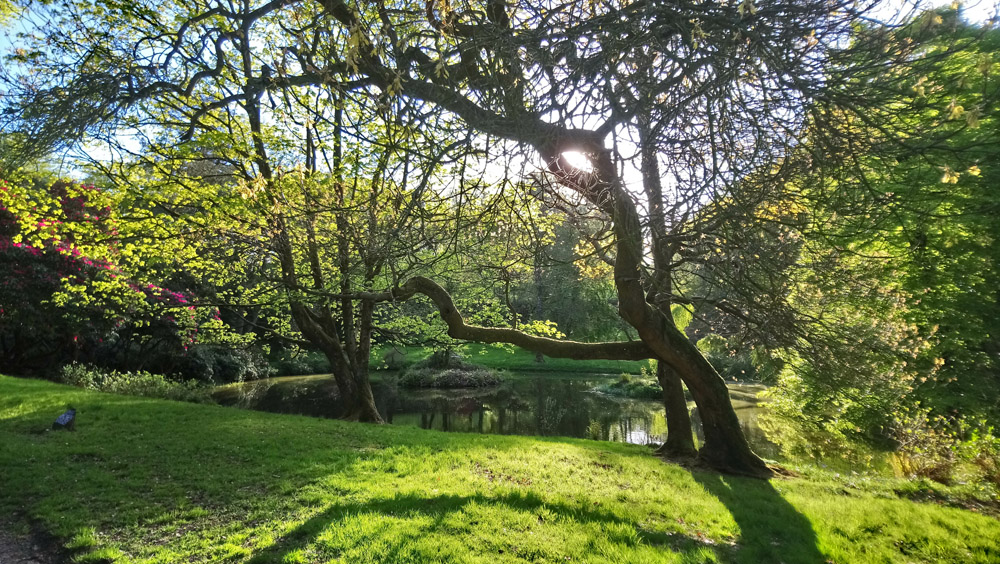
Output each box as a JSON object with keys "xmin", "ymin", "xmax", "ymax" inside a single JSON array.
[{"xmin": 214, "ymin": 373, "xmax": 780, "ymax": 458}]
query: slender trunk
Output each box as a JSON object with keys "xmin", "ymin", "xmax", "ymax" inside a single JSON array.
[
  {"xmin": 655, "ymin": 361, "xmax": 697, "ymax": 457},
  {"xmin": 534, "ymin": 258, "xmax": 545, "ymax": 363},
  {"xmin": 349, "ymin": 299, "xmax": 381, "ymax": 422},
  {"xmin": 637, "ymin": 112, "xmax": 697, "ymax": 456}
]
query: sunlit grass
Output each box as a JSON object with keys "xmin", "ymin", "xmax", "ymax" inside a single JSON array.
[{"xmin": 1, "ymin": 375, "xmax": 998, "ymax": 563}]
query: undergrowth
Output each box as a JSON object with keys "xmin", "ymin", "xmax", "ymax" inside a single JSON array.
[{"xmin": 59, "ymin": 363, "xmax": 212, "ymax": 403}]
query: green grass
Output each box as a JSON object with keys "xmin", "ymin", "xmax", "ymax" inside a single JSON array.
[
  {"xmin": 374, "ymin": 344, "xmax": 649, "ymax": 375},
  {"xmin": 1, "ymin": 375, "xmax": 998, "ymax": 564}
]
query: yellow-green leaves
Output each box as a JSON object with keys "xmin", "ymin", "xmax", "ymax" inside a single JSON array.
[
  {"xmin": 940, "ymin": 166, "xmax": 960, "ymax": 184},
  {"xmin": 737, "ymin": 0, "xmax": 757, "ymax": 17},
  {"xmin": 946, "ymin": 99, "xmax": 965, "ymax": 120}
]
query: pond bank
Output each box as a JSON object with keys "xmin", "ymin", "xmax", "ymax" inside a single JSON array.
[{"xmin": 213, "ymin": 372, "xmax": 778, "ymax": 457}]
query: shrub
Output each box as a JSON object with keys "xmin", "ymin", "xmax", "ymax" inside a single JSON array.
[
  {"xmin": 889, "ymin": 406, "xmax": 958, "ymax": 484},
  {"xmin": 397, "ymin": 351, "xmax": 501, "ymax": 388},
  {"xmin": 397, "ymin": 367, "xmax": 503, "ymax": 388},
  {"xmin": 59, "ymin": 363, "xmax": 212, "ymax": 403},
  {"xmin": 270, "ymin": 350, "xmax": 329, "ymax": 376},
  {"xmin": 594, "ymin": 377, "xmax": 662, "ymax": 400},
  {"xmin": 957, "ymin": 423, "xmax": 1000, "ymax": 488},
  {"xmin": 172, "ymin": 345, "xmax": 273, "ymax": 383}
]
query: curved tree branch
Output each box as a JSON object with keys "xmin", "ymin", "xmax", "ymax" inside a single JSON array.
[{"xmin": 387, "ymin": 276, "xmax": 654, "ymax": 361}]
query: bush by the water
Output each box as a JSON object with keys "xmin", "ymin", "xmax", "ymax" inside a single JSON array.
[
  {"xmin": 594, "ymin": 373, "xmax": 662, "ymax": 400},
  {"xmin": 171, "ymin": 345, "xmax": 273, "ymax": 383},
  {"xmin": 890, "ymin": 407, "xmax": 1000, "ymax": 487},
  {"xmin": 59, "ymin": 364, "xmax": 212, "ymax": 403},
  {"xmin": 398, "ymin": 349, "xmax": 502, "ymax": 388},
  {"xmin": 270, "ymin": 350, "xmax": 330, "ymax": 376},
  {"xmin": 398, "ymin": 367, "xmax": 502, "ymax": 388}
]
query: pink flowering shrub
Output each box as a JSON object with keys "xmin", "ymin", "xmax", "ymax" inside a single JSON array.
[{"xmin": 0, "ymin": 178, "xmax": 207, "ymax": 375}]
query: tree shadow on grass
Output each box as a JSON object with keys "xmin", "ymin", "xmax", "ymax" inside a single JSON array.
[
  {"xmin": 245, "ymin": 490, "xmax": 711, "ymax": 564},
  {"xmin": 691, "ymin": 471, "xmax": 828, "ymax": 564},
  {"xmin": 1, "ymin": 381, "xmax": 823, "ymax": 563}
]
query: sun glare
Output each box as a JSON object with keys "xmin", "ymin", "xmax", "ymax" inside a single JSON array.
[{"xmin": 561, "ymin": 151, "xmax": 593, "ymax": 171}]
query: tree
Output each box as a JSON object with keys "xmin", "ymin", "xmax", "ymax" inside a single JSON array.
[
  {"xmin": 2, "ymin": 0, "xmax": 970, "ymax": 475},
  {"xmin": 765, "ymin": 10, "xmax": 1000, "ymax": 438}
]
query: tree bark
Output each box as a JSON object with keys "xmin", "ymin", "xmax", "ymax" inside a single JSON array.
[{"xmin": 655, "ymin": 362, "xmax": 697, "ymax": 458}]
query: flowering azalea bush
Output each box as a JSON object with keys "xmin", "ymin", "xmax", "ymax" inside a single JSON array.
[{"xmin": 0, "ymin": 178, "xmax": 208, "ymax": 375}]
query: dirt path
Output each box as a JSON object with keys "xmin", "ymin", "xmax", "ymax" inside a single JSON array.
[{"xmin": 0, "ymin": 524, "xmax": 64, "ymax": 564}]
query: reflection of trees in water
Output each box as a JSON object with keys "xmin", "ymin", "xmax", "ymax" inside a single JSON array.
[
  {"xmin": 215, "ymin": 376, "xmax": 345, "ymax": 418},
  {"xmin": 217, "ymin": 375, "xmax": 777, "ymax": 454},
  {"xmin": 537, "ymin": 397, "xmax": 567, "ymax": 435}
]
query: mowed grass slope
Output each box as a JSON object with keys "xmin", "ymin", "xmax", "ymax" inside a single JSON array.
[{"xmin": 1, "ymin": 375, "xmax": 997, "ymax": 564}]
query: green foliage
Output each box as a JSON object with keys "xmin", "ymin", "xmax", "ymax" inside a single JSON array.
[
  {"xmin": 0, "ymin": 176, "xmax": 220, "ymax": 373},
  {"xmin": 963, "ymin": 428, "xmax": 1000, "ymax": 488},
  {"xmin": 757, "ymin": 409, "xmax": 882, "ymax": 472},
  {"xmin": 889, "ymin": 406, "xmax": 961, "ymax": 484},
  {"xmin": 174, "ymin": 345, "xmax": 273, "ymax": 384},
  {"xmin": 889, "ymin": 406, "xmax": 1000, "ymax": 488},
  {"xmin": 670, "ymin": 304, "xmax": 694, "ymax": 333},
  {"xmin": 372, "ymin": 344, "xmax": 647, "ymax": 375},
  {"xmin": 691, "ymin": 335, "xmax": 769, "ymax": 382},
  {"xmin": 59, "ymin": 363, "xmax": 212, "ymax": 403},
  {"xmin": 270, "ymin": 350, "xmax": 330, "ymax": 377},
  {"xmin": 768, "ymin": 13, "xmax": 1000, "ymax": 440}
]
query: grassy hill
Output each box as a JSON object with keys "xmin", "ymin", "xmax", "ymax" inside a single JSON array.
[{"xmin": 1, "ymin": 375, "xmax": 997, "ymax": 563}]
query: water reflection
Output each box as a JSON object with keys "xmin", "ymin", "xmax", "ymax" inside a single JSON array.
[{"xmin": 214, "ymin": 373, "xmax": 778, "ymax": 457}]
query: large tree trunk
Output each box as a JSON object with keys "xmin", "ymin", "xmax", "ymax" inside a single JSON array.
[
  {"xmin": 663, "ymin": 324, "xmax": 769, "ymax": 475},
  {"xmin": 655, "ymin": 362, "xmax": 697, "ymax": 458},
  {"xmin": 598, "ymin": 156, "xmax": 770, "ymax": 477},
  {"xmin": 339, "ymin": 374, "xmax": 381, "ymax": 422}
]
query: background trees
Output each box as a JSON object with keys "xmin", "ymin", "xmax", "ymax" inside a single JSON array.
[{"xmin": 762, "ymin": 11, "xmax": 1000, "ymax": 444}]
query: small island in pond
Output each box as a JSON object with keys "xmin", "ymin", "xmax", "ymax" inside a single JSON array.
[{"xmin": 397, "ymin": 349, "xmax": 503, "ymax": 388}]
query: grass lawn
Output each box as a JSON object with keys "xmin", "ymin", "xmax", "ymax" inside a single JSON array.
[
  {"xmin": 1, "ymin": 374, "xmax": 998, "ymax": 564},
  {"xmin": 374, "ymin": 343, "xmax": 649, "ymax": 375}
]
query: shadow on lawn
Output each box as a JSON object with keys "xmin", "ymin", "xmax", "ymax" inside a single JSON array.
[
  {"xmin": 245, "ymin": 490, "xmax": 709, "ymax": 563},
  {"xmin": 1, "ymin": 379, "xmax": 826, "ymax": 563},
  {"xmin": 692, "ymin": 472, "xmax": 827, "ymax": 564}
]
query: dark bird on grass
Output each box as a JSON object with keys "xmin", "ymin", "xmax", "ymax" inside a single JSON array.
[{"xmin": 53, "ymin": 408, "xmax": 76, "ymax": 431}]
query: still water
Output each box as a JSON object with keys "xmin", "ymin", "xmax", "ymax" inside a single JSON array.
[{"xmin": 214, "ymin": 373, "xmax": 779, "ymax": 457}]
